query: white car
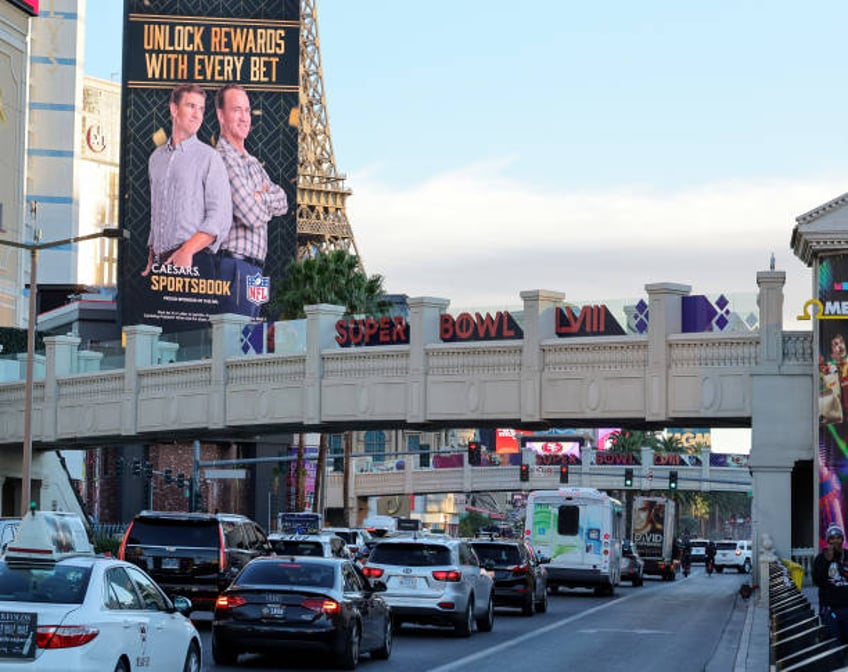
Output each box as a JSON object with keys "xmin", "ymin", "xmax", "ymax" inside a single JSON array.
[
  {"xmin": 714, "ymin": 539, "xmax": 752, "ymax": 573},
  {"xmin": 268, "ymin": 533, "xmax": 351, "ymax": 559},
  {"xmin": 0, "ymin": 511, "xmax": 201, "ymax": 672}
]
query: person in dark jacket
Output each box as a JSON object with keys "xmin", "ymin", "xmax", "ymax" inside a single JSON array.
[{"xmin": 813, "ymin": 524, "xmax": 848, "ymax": 642}]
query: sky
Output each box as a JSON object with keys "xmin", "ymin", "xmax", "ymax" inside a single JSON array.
[{"xmin": 82, "ymin": 1, "xmax": 848, "ymax": 451}]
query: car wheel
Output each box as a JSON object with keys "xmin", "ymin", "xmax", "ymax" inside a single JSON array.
[
  {"xmin": 337, "ymin": 621, "xmax": 361, "ymax": 670},
  {"xmin": 477, "ymin": 594, "xmax": 494, "ymax": 632},
  {"xmin": 454, "ymin": 599, "xmax": 474, "ymax": 637},
  {"xmin": 634, "ymin": 576, "xmax": 643, "ymax": 587},
  {"xmin": 183, "ymin": 641, "xmax": 201, "ymax": 672},
  {"xmin": 114, "ymin": 659, "xmax": 129, "ymax": 672},
  {"xmin": 716, "ymin": 566, "xmax": 724, "ymax": 574},
  {"xmin": 212, "ymin": 637, "xmax": 239, "ymax": 666},
  {"xmin": 536, "ymin": 586, "xmax": 549, "ymax": 613},
  {"xmin": 742, "ymin": 559, "xmax": 752, "ymax": 574},
  {"xmin": 371, "ymin": 616, "xmax": 392, "ymax": 660}
]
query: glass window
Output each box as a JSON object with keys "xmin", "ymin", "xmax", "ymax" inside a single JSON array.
[
  {"xmin": 126, "ymin": 566, "xmax": 170, "ymax": 611},
  {"xmin": 369, "ymin": 543, "xmax": 451, "ymax": 567},
  {"xmin": 104, "ymin": 567, "xmax": 143, "ymax": 610},
  {"xmin": 472, "ymin": 544, "xmax": 521, "ymax": 565},
  {"xmin": 272, "ymin": 539, "xmax": 325, "ymax": 556},
  {"xmin": 343, "ymin": 564, "xmax": 363, "ymax": 592},
  {"xmin": 240, "ymin": 561, "xmax": 336, "ymax": 588},
  {"xmin": 330, "ymin": 434, "xmax": 344, "ymax": 472},
  {"xmin": 223, "ymin": 521, "xmax": 246, "ymax": 549},
  {"xmin": 125, "ymin": 519, "xmax": 219, "ymax": 548},
  {"xmin": 364, "ymin": 431, "xmax": 386, "ymax": 464},
  {"xmin": 0, "ymin": 562, "xmax": 91, "ymax": 604},
  {"xmin": 557, "ymin": 506, "xmax": 580, "ymax": 536}
]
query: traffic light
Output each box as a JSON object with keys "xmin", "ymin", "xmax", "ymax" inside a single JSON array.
[
  {"xmin": 176, "ymin": 473, "xmax": 186, "ymax": 489},
  {"xmin": 468, "ymin": 441, "xmax": 481, "ymax": 466},
  {"xmin": 164, "ymin": 468, "xmax": 173, "ymax": 485},
  {"xmin": 144, "ymin": 461, "xmax": 153, "ymax": 480},
  {"xmin": 559, "ymin": 464, "xmax": 569, "ymax": 484},
  {"xmin": 624, "ymin": 468, "xmax": 634, "ymax": 488},
  {"xmin": 669, "ymin": 470, "xmax": 678, "ymax": 490},
  {"xmin": 115, "ymin": 456, "xmax": 125, "ymax": 477},
  {"xmin": 131, "ymin": 458, "xmax": 142, "ymax": 477},
  {"xmin": 519, "ymin": 463, "xmax": 530, "ymax": 482}
]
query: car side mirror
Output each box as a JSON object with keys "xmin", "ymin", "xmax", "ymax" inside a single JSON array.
[
  {"xmin": 172, "ymin": 595, "xmax": 193, "ymax": 618},
  {"xmin": 539, "ymin": 557, "xmax": 551, "ymax": 565}
]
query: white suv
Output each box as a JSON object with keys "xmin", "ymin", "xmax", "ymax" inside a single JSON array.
[
  {"xmin": 714, "ymin": 539, "xmax": 752, "ymax": 573},
  {"xmin": 362, "ymin": 536, "xmax": 494, "ymax": 636}
]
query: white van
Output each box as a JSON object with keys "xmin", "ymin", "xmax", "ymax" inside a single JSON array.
[{"xmin": 524, "ymin": 487, "xmax": 624, "ymax": 596}]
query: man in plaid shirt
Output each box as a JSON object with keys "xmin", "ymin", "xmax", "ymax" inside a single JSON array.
[{"xmin": 215, "ymin": 84, "xmax": 289, "ymax": 318}]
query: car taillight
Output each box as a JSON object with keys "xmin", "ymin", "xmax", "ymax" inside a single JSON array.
[
  {"xmin": 362, "ymin": 566, "xmax": 383, "ymax": 578},
  {"xmin": 218, "ymin": 525, "xmax": 227, "ymax": 571},
  {"xmin": 432, "ymin": 570, "xmax": 462, "ymax": 582},
  {"xmin": 510, "ymin": 564, "xmax": 530, "ymax": 576},
  {"xmin": 735, "ymin": 549, "xmax": 742, "ymax": 556},
  {"xmin": 301, "ymin": 598, "xmax": 340, "ymax": 615},
  {"xmin": 215, "ymin": 595, "xmax": 247, "ymax": 611},
  {"xmin": 37, "ymin": 625, "xmax": 99, "ymax": 649},
  {"xmin": 117, "ymin": 521, "xmax": 133, "ymax": 559}
]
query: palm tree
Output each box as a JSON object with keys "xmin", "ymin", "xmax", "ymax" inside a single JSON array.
[
  {"xmin": 654, "ymin": 433, "xmax": 685, "ymax": 455},
  {"xmin": 607, "ymin": 429, "xmax": 646, "ymax": 455},
  {"xmin": 270, "ymin": 250, "xmax": 390, "ymax": 522}
]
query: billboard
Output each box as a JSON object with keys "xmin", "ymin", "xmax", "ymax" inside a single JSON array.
[
  {"xmin": 817, "ymin": 253, "xmax": 848, "ymax": 546},
  {"xmin": 118, "ymin": 0, "xmax": 300, "ymax": 332}
]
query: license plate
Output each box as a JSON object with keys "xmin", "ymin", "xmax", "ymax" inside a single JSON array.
[
  {"xmin": 265, "ymin": 605, "xmax": 286, "ymax": 618},
  {"xmin": 399, "ymin": 576, "xmax": 417, "ymax": 589},
  {"xmin": 162, "ymin": 557, "xmax": 179, "ymax": 570}
]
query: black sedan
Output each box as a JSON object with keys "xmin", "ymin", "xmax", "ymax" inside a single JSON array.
[
  {"xmin": 620, "ymin": 540, "xmax": 645, "ymax": 586},
  {"xmin": 212, "ymin": 556, "xmax": 392, "ymax": 669},
  {"xmin": 471, "ymin": 539, "xmax": 548, "ymax": 616}
]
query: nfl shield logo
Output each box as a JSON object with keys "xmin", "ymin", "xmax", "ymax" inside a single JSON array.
[{"xmin": 246, "ymin": 273, "xmax": 270, "ymax": 306}]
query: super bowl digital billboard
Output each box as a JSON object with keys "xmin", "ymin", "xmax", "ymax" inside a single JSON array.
[{"xmin": 118, "ymin": 0, "xmax": 300, "ymax": 332}]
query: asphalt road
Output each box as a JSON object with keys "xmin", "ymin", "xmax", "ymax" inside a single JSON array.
[{"xmin": 196, "ymin": 565, "xmax": 749, "ymax": 672}]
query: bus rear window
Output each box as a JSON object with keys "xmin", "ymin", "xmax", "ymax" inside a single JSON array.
[{"xmin": 557, "ymin": 506, "xmax": 580, "ymax": 536}]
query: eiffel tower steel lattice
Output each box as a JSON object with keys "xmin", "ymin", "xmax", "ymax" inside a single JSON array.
[{"xmin": 297, "ymin": 0, "xmax": 360, "ymax": 261}]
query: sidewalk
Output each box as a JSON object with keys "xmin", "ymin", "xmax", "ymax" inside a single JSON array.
[{"xmin": 706, "ymin": 587, "xmax": 768, "ymax": 672}]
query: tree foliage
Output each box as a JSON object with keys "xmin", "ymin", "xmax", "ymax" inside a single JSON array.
[
  {"xmin": 0, "ymin": 327, "xmax": 44, "ymax": 355},
  {"xmin": 270, "ymin": 250, "xmax": 391, "ymax": 320},
  {"xmin": 607, "ymin": 430, "xmax": 647, "ymax": 454}
]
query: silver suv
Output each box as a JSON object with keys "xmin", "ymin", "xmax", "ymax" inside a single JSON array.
[
  {"xmin": 714, "ymin": 539, "xmax": 752, "ymax": 573},
  {"xmin": 362, "ymin": 536, "xmax": 494, "ymax": 636}
]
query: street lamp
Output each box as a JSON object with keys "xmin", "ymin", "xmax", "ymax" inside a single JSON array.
[{"xmin": 0, "ymin": 227, "xmax": 129, "ymax": 515}]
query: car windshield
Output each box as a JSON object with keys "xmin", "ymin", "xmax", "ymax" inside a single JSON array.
[
  {"xmin": 369, "ymin": 543, "xmax": 452, "ymax": 566},
  {"xmin": 272, "ymin": 540, "xmax": 324, "ymax": 556},
  {"xmin": 125, "ymin": 519, "xmax": 219, "ymax": 548},
  {"xmin": 239, "ymin": 561, "xmax": 335, "ymax": 588},
  {"xmin": 472, "ymin": 544, "xmax": 521, "ymax": 565},
  {"xmin": 0, "ymin": 561, "xmax": 92, "ymax": 604}
]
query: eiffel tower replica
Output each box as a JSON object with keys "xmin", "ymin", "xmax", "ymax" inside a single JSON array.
[{"xmin": 296, "ymin": 0, "xmax": 360, "ymax": 262}]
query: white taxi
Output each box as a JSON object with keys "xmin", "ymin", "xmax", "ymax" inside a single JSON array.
[{"xmin": 0, "ymin": 510, "xmax": 201, "ymax": 672}]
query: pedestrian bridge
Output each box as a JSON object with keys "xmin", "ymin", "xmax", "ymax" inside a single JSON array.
[{"xmin": 0, "ymin": 269, "xmax": 814, "ymax": 558}]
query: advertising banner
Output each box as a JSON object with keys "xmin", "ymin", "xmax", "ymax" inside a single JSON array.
[
  {"xmin": 118, "ymin": 0, "xmax": 300, "ymax": 332},
  {"xmin": 817, "ymin": 253, "xmax": 848, "ymax": 546}
]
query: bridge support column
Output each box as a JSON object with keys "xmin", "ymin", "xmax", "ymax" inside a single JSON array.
[
  {"xmin": 750, "ymin": 268, "xmax": 812, "ymax": 581},
  {"xmin": 303, "ymin": 304, "xmax": 346, "ymax": 425},
  {"xmin": 407, "ymin": 297, "xmax": 449, "ymax": 423},
  {"xmin": 121, "ymin": 325, "xmax": 161, "ymax": 436},
  {"xmin": 43, "ymin": 335, "xmax": 81, "ymax": 441},
  {"xmin": 520, "ymin": 290, "xmax": 564, "ymax": 422},
  {"xmin": 645, "ymin": 282, "xmax": 690, "ymax": 420},
  {"xmin": 209, "ymin": 313, "xmax": 252, "ymax": 428}
]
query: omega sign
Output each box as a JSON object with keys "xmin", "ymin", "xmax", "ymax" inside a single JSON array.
[{"xmin": 440, "ymin": 311, "xmax": 523, "ymax": 342}]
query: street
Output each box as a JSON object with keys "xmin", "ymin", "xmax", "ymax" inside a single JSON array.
[{"xmin": 196, "ymin": 566, "xmax": 749, "ymax": 671}]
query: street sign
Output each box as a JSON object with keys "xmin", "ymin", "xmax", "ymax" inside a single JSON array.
[{"xmin": 204, "ymin": 468, "xmax": 247, "ymax": 480}]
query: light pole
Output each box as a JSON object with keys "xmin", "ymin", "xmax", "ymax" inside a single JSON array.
[{"xmin": 0, "ymin": 227, "xmax": 129, "ymax": 515}]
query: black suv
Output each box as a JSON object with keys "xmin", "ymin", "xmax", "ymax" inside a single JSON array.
[
  {"xmin": 470, "ymin": 538, "xmax": 548, "ymax": 616},
  {"xmin": 118, "ymin": 511, "xmax": 270, "ymax": 610}
]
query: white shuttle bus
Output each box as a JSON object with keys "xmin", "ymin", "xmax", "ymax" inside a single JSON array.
[{"xmin": 524, "ymin": 487, "xmax": 624, "ymax": 596}]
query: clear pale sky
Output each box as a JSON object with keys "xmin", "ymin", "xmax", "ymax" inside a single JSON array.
[{"xmin": 84, "ymin": 1, "xmax": 848, "ymax": 452}]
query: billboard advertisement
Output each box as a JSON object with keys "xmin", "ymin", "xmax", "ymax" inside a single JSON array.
[
  {"xmin": 118, "ymin": 0, "xmax": 300, "ymax": 332},
  {"xmin": 817, "ymin": 253, "xmax": 848, "ymax": 546}
]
